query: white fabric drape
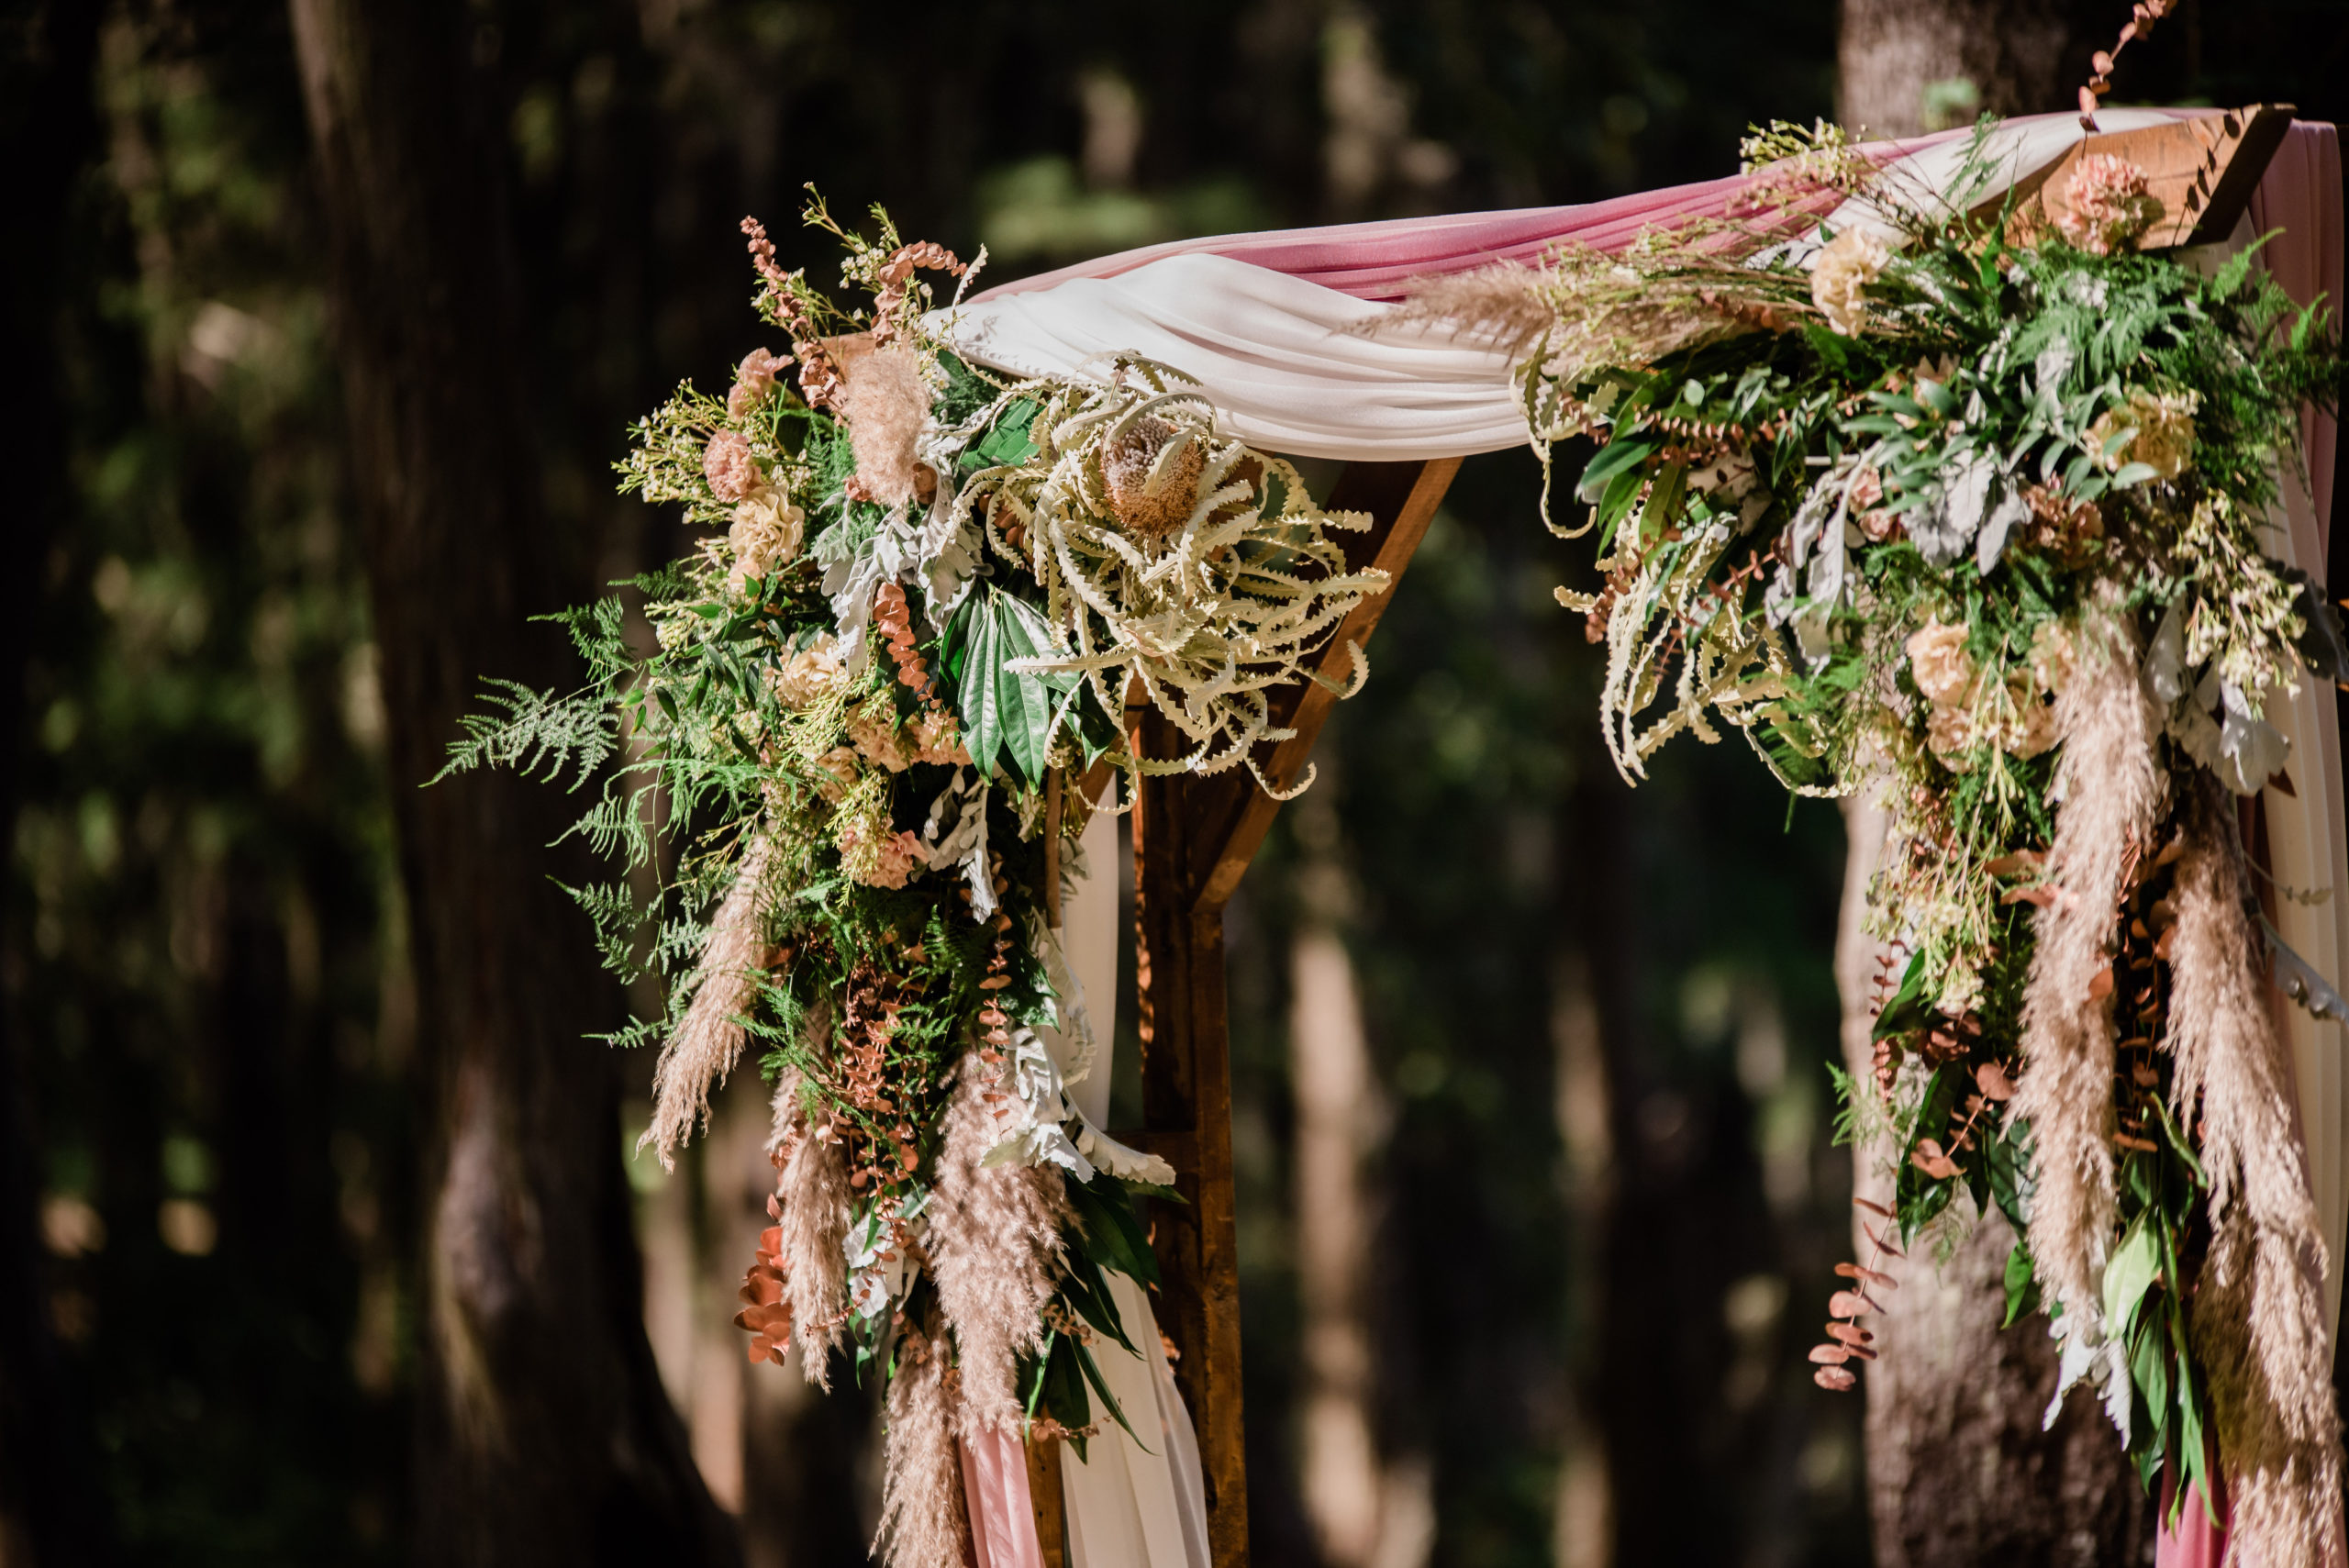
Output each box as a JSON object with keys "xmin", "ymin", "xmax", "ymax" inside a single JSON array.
[
  {"xmin": 935, "ymin": 111, "xmax": 2183, "ymax": 464},
  {"xmin": 1042, "ymin": 802, "xmax": 1212, "ymax": 1568},
  {"xmin": 943, "ymin": 253, "xmax": 1525, "ymax": 462}
]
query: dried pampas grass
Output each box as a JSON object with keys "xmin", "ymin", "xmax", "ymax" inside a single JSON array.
[
  {"xmin": 772, "ymin": 1035, "xmax": 852, "ymax": 1388},
  {"xmin": 874, "ymin": 1310, "xmax": 973, "ymax": 1568},
  {"xmin": 1380, "ymin": 261, "xmax": 1561, "ymax": 360},
  {"xmin": 2013, "ymin": 612, "xmax": 2164, "ymax": 1335},
  {"xmin": 925, "ymin": 1050, "xmax": 1069, "ymax": 1429},
  {"xmin": 641, "ymin": 835, "xmax": 774, "ymax": 1170},
  {"xmin": 2167, "ymin": 772, "xmax": 2344, "ymax": 1567}
]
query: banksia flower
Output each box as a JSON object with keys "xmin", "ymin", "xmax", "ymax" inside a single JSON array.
[{"xmin": 1103, "ymin": 415, "xmax": 1205, "ymax": 539}]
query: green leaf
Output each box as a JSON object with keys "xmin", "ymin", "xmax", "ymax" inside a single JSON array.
[
  {"xmin": 961, "ymin": 399, "xmax": 1040, "ymax": 474},
  {"xmin": 1069, "ymin": 1174, "xmax": 1160, "ymax": 1287},
  {"xmin": 1574, "ymin": 438, "xmax": 1654, "ymax": 504},
  {"xmin": 952, "ymin": 587, "xmax": 1071, "ymax": 788},
  {"xmin": 1072, "ymin": 1338, "xmax": 1147, "ymax": 1450},
  {"xmin": 1057, "ymin": 1251, "xmax": 1141, "ymax": 1356},
  {"xmin": 2002, "ymin": 1237, "xmax": 2043, "ymax": 1328},
  {"xmin": 2101, "ymin": 1210, "xmax": 2162, "ymax": 1341},
  {"xmin": 1040, "ymin": 1333, "xmax": 1093, "ymax": 1462},
  {"xmin": 1871, "ymin": 950, "xmax": 1933, "ymax": 1042}
]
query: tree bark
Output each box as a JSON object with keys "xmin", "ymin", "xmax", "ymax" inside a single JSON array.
[
  {"xmin": 1838, "ymin": 0, "xmax": 2109, "ymax": 138},
  {"xmin": 0, "ymin": 2, "xmax": 115, "ymax": 1562},
  {"xmin": 287, "ymin": 3, "xmax": 737, "ymax": 1563},
  {"xmin": 1836, "ymin": 795, "xmax": 2151, "ymax": 1567}
]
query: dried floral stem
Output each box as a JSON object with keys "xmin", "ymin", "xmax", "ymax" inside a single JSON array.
[{"xmin": 2078, "ymin": 1, "xmax": 2177, "ymax": 128}]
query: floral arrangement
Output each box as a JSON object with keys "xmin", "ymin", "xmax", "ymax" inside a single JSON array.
[
  {"xmin": 438, "ymin": 196, "xmax": 1387, "ymax": 1567},
  {"xmin": 1408, "ymin": 119, "xmax": 2347, "ymax": 1555}
]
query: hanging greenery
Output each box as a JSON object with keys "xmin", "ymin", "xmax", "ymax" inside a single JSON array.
[
  {"xmin": 1406, "ymin": 116, "xmax": 2346, "ymax": 1557},
  {"xmin": 437, "ymin": 193, "xmax": 1386, "ymax": 1564}
]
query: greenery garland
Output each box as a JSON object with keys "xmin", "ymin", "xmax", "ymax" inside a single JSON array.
[
  {"xmin": 438, "ymin": 193, "xmax": 1388, "ymax": 1540},
  {"xmin": 1410, "ymin": 117, "xmax": 2344, "ymax": 1533},
  {"xmin": 448, "ymin": 115, "xmax": 2348, "ymax": 1558}
]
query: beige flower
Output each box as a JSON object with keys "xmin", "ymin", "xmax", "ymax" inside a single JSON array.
[
  {"xmin": 726, "ymin": 347, "xmax": 789, "ymax": 419},
  {"xmin": 906, "ymin": 712, "xmax": 971, "ymax": 768},
  {"xmin": 727, "ymin": 493, "xmax": 806, "ymax": 591},
  {"xmin": 703, "ymin": 429, "xmax": 768, "ymax": 503},
  {"xmin": 1906, "ymin": 622, "xmax": 1974, "ymax": 706},
  {"xmin": 1810, "ymin": 226, "xmax": 1891, "ymax": 337},
  {"xmin": 2011, "ymin": 687, "xmax": 2059, "ymax": 758},
  {"xmin": 847, "ymin": 707, "xmax": 913, "ymax": 773},
  {"xmin": 771, "ymin": 638, "xmax": 846, "ymax": 710},
  {"xmin": 1937, "ymin": 962, "xmax": 1984, "ymax": 1019},
  {"xmin": 1925, "ymin": 702, "xmax": 1976, "ymax": 769},
  {"xmin": 2028, "ymin": 620, "xmax": 2076, "ymax": 697},
  {"xmin": 840, "ymin": 346, "xmax": 934, "ymax": 509},
  {"xmin": 836, "ymin": 814, "xmax": 923, "ymax": 890},
  {"xmin": 2088, "ymin": 389, "xmax": 2196, "ymax": 482},
  {"xmin": 810, "ymin": 746, "xmax": 860, "ymax": 804}
]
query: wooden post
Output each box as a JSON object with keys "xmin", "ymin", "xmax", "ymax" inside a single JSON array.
[{"xmin": 1128, "ymin": 457, "xmax": 1460, "ymax": 1566}]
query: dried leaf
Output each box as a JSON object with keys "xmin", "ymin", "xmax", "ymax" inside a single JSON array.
[
  {"xmin": 1809, "ymin": 1344, "xmax": 1852, "ymax": 1365},
  {"xmin": 1975, "ymin": 1061, "xmax": 2018, "ymax": 1101},
  {"xmin": 1813, "ymin": 1365, "xmax": 1858, "ymax": 1391},
  {"xmin": 1828, "ymin": 1290, "xmax": 1878, "ymax": 1318}
]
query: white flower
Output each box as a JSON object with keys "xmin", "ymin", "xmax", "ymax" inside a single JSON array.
[{"xmin": 1811, "ymin": 227, "xmax": 1891, "ymax": 337}]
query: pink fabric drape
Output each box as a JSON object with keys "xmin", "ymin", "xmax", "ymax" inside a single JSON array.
[
  {"xmin": 2155, "ymin": 118, "xmax": 2343, "ymax": 1568},
  {"xmin": 960, "ymin": 1427, "xmax": 1046, "ymax": 1568},
  {"xmin": 974, "ymin": 112, "xmax": 2216, "ymax": 306}
]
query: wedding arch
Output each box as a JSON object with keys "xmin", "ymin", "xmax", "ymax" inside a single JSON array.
[{"xmin": 449, "ymin": 104, "xmax": 2346, "ymax": 1568}]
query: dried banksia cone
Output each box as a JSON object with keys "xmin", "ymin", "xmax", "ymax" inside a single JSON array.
[{"xmin": 1103, "ymin": 415, "xmax": 1204, "ymax": 539}]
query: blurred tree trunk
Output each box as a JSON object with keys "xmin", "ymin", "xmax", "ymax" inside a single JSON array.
[
  {"xmin": 1838, "ymin": 0, "xmax": 2106, "ymax": 137},
  {"xmin": 287, "ymin": 3, "xmax": 738, "ymax": 1563},
  {"xmin": 0, "ymin": 2, "xmax": 113, "ymax": 1562},
  {"xmin": 1835, "ymin": 795, "xmax": 2151, "ymax": 1566}
]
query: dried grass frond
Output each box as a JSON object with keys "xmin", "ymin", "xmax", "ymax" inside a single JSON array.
[
  {"xmin": 924, "ymin": 1049, "xmax": 1070, "ymax": 1429},
  {"xmin": 1379, "ymin": 232, "xmax": 1820, "ymax": 399},
  {"xmin": 2168, "ymin": 772, "xmax": 2345, "ymax": 1566},
  {"xmin": 874, "ymin": 1310, "xmax": 972, "ymax": 1568},
  {"xmin": 640, "ymin": 834, "xmax": 774, "ymax": 1170},
  {"xmin": 774, "ymin": 1008, "xmax": 852, "ymax": 1387},
  {"xmin": 2012, "ymin": 612, "xmax": 2163, "ymax": 1334}
]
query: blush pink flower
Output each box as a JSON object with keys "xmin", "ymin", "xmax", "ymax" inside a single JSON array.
[
  {"xmin": 2055, "ymin": 154, "xmax": 2163, "ymax": 255},
  {"xmin": 703, "ymin": 429, "xmax": 768, "ymax": 503},
  {"xmin": 727, "ymin": 348, "xmax": 790, "ymax": 419}
]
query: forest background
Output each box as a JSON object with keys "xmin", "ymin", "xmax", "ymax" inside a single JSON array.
[{"xmin": 5, "ymin": 1, "xmax": 2347, "ymax": 1565}]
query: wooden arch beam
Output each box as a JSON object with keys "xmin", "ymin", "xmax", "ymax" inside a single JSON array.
[{"xmin": 1126, "ymin": 456, "xmax": 1460, "ymax": 1566}]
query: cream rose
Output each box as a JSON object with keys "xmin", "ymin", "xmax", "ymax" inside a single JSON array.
[
  {"xmin": 727, "ymin": 493, "xmax": 805, "ymax": 590},
  {"xmin": 1811, "ymin": 226, "xmax": 1891, "ymax": 338}
]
